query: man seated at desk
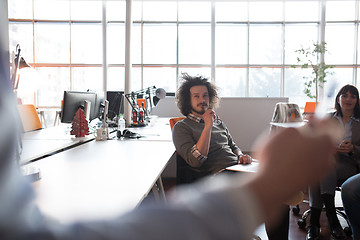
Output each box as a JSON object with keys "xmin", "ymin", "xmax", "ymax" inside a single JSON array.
[
  {"xmin": 172, "ymin": 73, "xmax": 252, "ymax": 176},
  {"xmin": 172, "ymin": 73, "xmax": 289, "ymax": 240}
]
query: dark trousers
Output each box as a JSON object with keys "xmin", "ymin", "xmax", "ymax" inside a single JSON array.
[{"xmin": 265, "ymin": 205, "xmax": 290, "ymax": 240}]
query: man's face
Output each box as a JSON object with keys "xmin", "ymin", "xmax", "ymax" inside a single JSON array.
[{"xmin": 190, "ymin": 85, "xmax": 209, "ymax": 116}]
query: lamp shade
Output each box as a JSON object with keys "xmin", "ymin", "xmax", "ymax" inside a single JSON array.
[
  {"xmin": 16, "ymin": 56, "xmax": 31, "ymax": 69},
  {"xmin": 11, "ymin": 44, "xmax": 31, "ymax": 90},
  {"xmin": 155, "ymin": 88, "xmax": 166, "ymax": 99},
  {"xmin": 153, "ymin": 88, "xmax": 166, "ymax": 106}
]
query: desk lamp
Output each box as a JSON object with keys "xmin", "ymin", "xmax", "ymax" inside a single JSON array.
[
  {"xmin": 125, "ymin": 86, "xmax": 166, "ymax": 126},
  {"xmin": 153, "ymin": 88, "xmax": 166, "ymax": 106},
  {"xmin": 11, "ymin": 44, "xmax": 31, "ymax": 91},
  {"xmin": 96, "ymin": 100, "xmax": 109, "ymax": 141},
  {"xmin": 125, "ymin": 86, "xmax": 163, "ymax": 111}
]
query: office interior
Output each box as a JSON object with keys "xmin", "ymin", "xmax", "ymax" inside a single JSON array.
[{"xmin": 3, "ymin": 0, "xmax": 359, "ymax": 239}]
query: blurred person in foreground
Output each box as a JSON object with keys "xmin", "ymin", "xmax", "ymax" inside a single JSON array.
[
  {"xmin": 0, "ymin": 25, "xmax": 338, "ymax": 238},
  {"xmin": 0, "ymin": 74, "xmax": 337, "ymax": 239}
]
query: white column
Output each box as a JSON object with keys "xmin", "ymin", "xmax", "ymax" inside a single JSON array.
[
  {"xmin": 102, "ymin": 0, "xmax": 108, "ymax": 100},
  {"xmin": 318, "ymin": 0, "xmax": 326, "ymax": 100},
  {"xmin": 124, "ymin": 0, "xmax": 132, "ymax": 126},
  {"xmin": 211, "ymin": 1, "xmax": 215, "ymax": 82}
]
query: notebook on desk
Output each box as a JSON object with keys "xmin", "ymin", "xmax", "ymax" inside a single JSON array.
[{"xmin": 226, "ymin": 160, "xmax": 259, "ymax": 173}]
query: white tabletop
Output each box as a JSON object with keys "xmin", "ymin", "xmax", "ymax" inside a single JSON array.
[
  {"xmin": 269, "ymin": 121, "xmax": 306, "ymax": 128},
  {"xmin": 28, "ymin": 139, "xmax": 175, "ymax": 224},
  {"xmin": 124, "ymin": 116, "xmax": 172, "ymax": 141},
  {"xmin": 20, "ymin": 124, "xmax": 95, "ymax": 164},
  {"xmin": 23, "ymin": 124, "xmax": 75, "ymax": 140},
  {"xmin": 23, "ymin": 117, "xmax": 174, "ymax": 223},
  {"xmin": 226, "ymin": 160, "xmax": 259, "ymax": 173}
]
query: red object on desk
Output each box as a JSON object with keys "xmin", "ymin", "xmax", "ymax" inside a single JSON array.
[{"xmin": 71, "ymin": 108, "xmax": 89, "ymax": 137}]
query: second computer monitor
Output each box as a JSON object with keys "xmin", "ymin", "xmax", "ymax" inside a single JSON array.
[{"xmin": 107, "ymin": 91, "xmax": 124, "ymax": 120}]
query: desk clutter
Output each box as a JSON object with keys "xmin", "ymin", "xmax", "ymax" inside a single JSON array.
[{"xmin": 117, "ymin": 129, "xmax": 141, "ymax": 139}]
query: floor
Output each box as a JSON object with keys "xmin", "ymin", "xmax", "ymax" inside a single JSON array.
[{"xmin": 161, "ymin": 178, "xmax": 353, "ymax": 240}]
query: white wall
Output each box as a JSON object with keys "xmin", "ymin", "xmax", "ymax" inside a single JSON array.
[
  {"xmin": 154, "ymin": 97, "xmax": 289, "ymax": 178},
  {"xmin": 216, "ymin": 97, "xmax": 288, "ymax": 152}
]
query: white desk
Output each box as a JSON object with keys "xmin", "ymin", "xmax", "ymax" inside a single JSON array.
[
  {"xmin": 125, "ymin": 116, "xmax": 172, "ymax": 141},
  {"xmin": 226, "ymin": 161, "xmax": 259, "ymax": 173},
  {"xmin": 269, "ymin": 121, "xmax": 306, "ymax": 128},
  {"xmin": 28, "ymin": 139, "xmax": 175, "ymax": 224},
  {"xmin": 22, "ymin": 117, "xmax": 174, "ymax": 223},
  {"xmin": 20, "ymin": 124, "xmax": 95, "ymax": 164}
]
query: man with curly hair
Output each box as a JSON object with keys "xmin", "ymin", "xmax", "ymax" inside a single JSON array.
[
  {"xmin": 172, "ymin": 73, "xmax": 291, "ymax": 240},
  {"xmin": 172, "ymin": 73, "xmax": 252, "ymax": 176}
]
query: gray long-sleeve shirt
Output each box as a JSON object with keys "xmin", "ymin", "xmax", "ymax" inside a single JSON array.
[{"xmin": 172, "ymin": 114, "xmax": 241, "ymax": 174}]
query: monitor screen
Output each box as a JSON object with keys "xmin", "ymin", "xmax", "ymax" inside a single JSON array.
[
  {"xmin": 93, "ymin": 92, "xmax": 104, "ymax": 120},
  {"xmin": 61, "ymin": 91, "xmax": 97, "ymax": 123},
  {"xmin": 107, "ymin": 91, "xmax": 124, "ymax": 120}
]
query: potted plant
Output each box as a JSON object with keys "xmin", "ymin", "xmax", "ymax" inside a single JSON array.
[{"xmin": 291, "ymin": 41, "xmax": 334, "ymax": 105}]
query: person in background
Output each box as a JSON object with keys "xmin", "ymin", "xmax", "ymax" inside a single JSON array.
[
  {"xmin": 172, "ymin": 73, "xmax": 252, "ymax": 176},
  {"xmin": 307, "ymin": 84, "xmax": 360, "ymax": 240},
  {"xmin": 341, "ymin": 173, "xmax": 360, "ymax": 240},
  {"xmin": 172, "ymin": 73, "xmax": 289, "ymax": 240}
]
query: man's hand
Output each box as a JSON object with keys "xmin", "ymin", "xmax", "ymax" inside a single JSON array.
[
  {"xmin": 238, "ymin": 154, "xmax": 252, "ymax": 165},
  {"xmin": 202, "ymin": 109, "xmax": 215, "ymax": 128}
]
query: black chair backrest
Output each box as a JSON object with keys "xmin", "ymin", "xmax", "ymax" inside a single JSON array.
[{"xmin": 176, "ymin": 153, "xmax": 208, "ymax": 185}]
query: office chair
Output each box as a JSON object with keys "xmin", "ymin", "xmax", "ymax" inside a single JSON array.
[
  {"xmin": 297, "ymin": 188, "xmax": 352, "ymax": 236},
  {"xmin": 17, "ymin": 104, "xmax": 42, "ymax": 132},
  {"xmin": 169, "ymin": 117, "xmax": 209, "ymax": 185},
  {"xmin": 270, "ymin": 102, "xmax": 304, "ymax": 214},
  {"xmin": 169, "ymin": 117, "xmax": 185, "ymax": 131},
  {"xmin": 270, "ymin": 102, "xmax": 303, "ymax": 129}
]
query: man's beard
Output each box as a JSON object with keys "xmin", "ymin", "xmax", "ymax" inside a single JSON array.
[{"xmin": 191, "ymin": 104, "xmax": 208, "ymax": 115}]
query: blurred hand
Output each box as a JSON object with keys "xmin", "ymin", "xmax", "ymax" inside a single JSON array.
[
  {"xmin": 238, "ymin": 118, "xmax": 339, "ymax": 227},
  {"xmin": 254, "ymin": 118, "xmax": 336, "ymax": 198}
]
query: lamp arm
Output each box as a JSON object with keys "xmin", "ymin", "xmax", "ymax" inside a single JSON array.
[
  {"xmin": 11, "ymin": 45, "xmax": 21, "ymax": 89},
  {"xmin": 125, "ymin": 94, "xmax": 136, "ymax": 112}
]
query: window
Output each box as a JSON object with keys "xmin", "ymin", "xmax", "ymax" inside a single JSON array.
[{"xmin": 8, "ymin": 0, "xmax": 360, "ymax": 108}]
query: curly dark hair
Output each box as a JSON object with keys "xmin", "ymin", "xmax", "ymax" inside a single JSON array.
[
  {"xmin": 335, "ymin": 84, "xmax": 360, "ymax": 118},
  {"xmin": 176, "ymin": 73, "xmax": 219, "ymax": 116}
]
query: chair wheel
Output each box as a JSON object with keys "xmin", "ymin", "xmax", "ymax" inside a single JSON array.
[
  {"xmin": 298, "ymin": 218, "xmax": 306, "ymax": 229},
  {"xmin": 344, "ymin": 227, "xmax": 352, "ymax": 236},
  {"xmin": 292, "ymin": 206, "xmax": 300, "ymax": 215}
]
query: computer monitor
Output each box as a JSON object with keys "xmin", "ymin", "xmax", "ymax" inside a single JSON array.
[
  {"xmin": 93, "ymin": 92, "xmax": 104, "ymax": 120},
  {"xmin": 106, "ymin": 91, "xmax": 124, "ymax": 120},
  {"xmin": 61, "ymin": 91, "xmax": 97, "ymax": 123}
]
